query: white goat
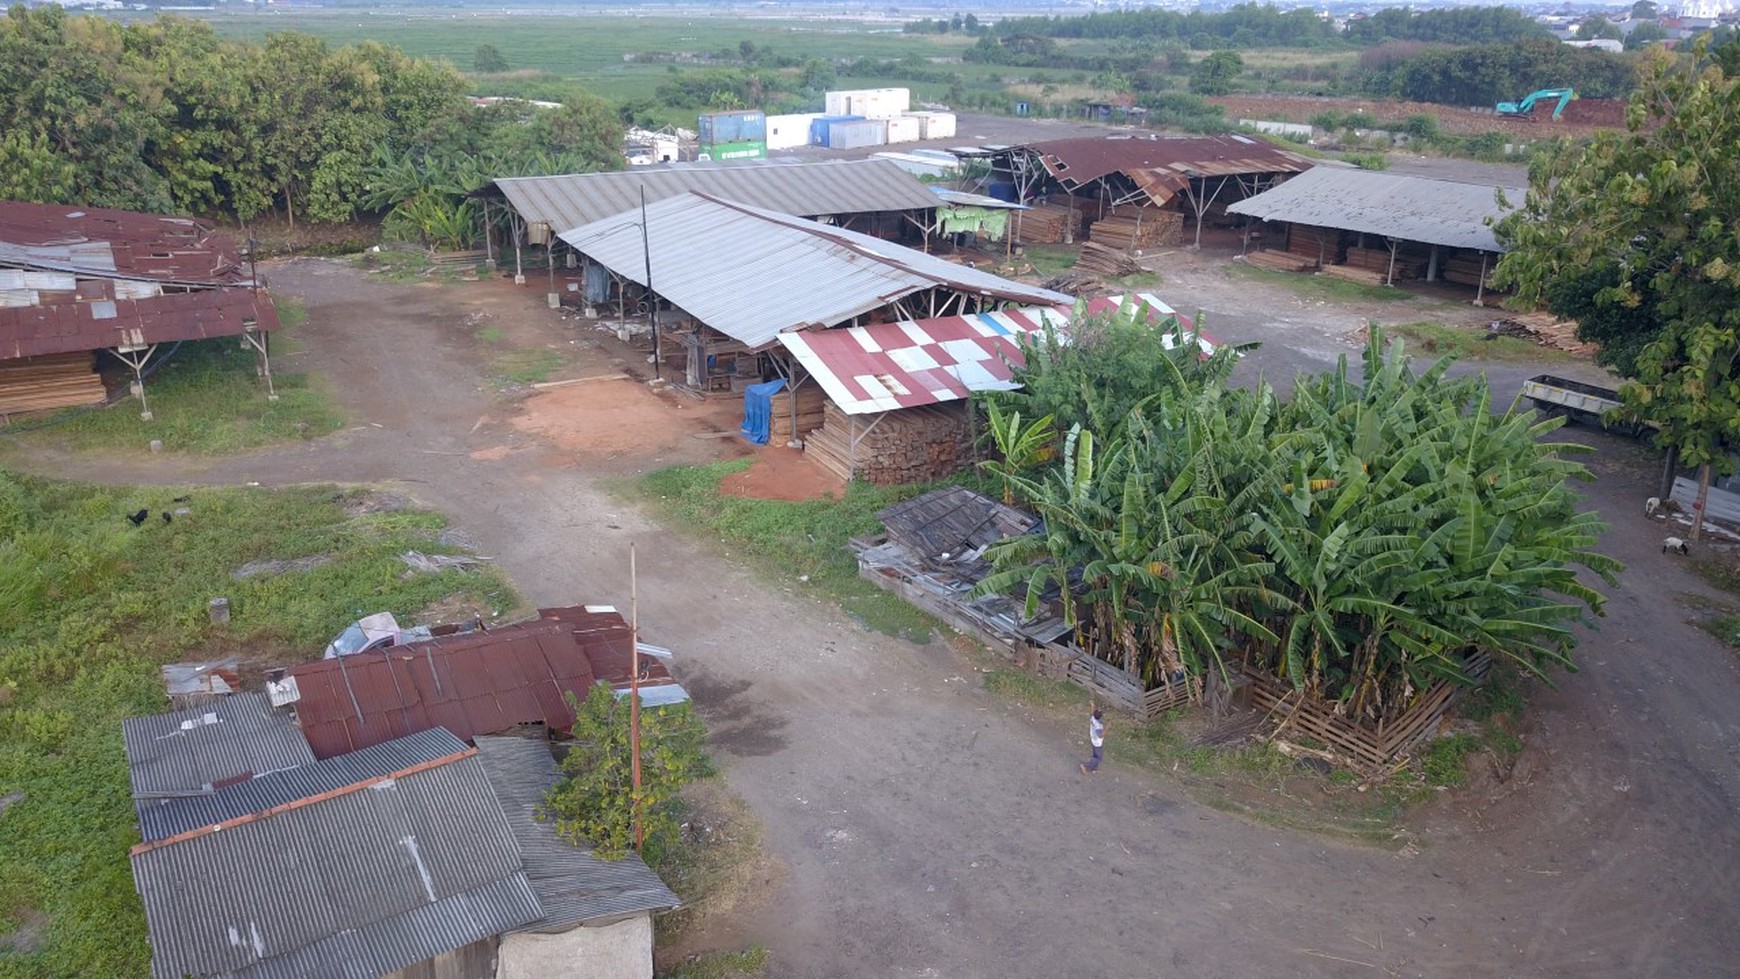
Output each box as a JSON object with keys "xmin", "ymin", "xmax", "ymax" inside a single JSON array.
[
  {"xmin": 1644, "ymin": 497, "xmax": 1662, "ymax": 517},
  {"xmin": 1662, "ymin": 536, "xmax": 1690, "ymax": 555}
]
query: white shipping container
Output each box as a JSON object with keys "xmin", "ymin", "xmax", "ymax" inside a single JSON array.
[
  {"xmin": 884, "ymin": 115, "xmax": 921, "ymax": 144},
  {"xmin": 825, "ymin": 88, "xmax": 911, "ymax": 120},
  {"xmin": 766, "ymin": 113, "xmax": 822, "ymax": 150},
  {"xmin": 910, "ymin": 111, "xmax": 956, "ymax": 140}
]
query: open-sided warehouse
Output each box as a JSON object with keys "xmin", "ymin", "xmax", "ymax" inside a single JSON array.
[
  {"xmin": 0, "ymin": 201, "xmax": 281, "ymax": 417},
  {"xmin": 988, "ymin": 135, "xmax": 1314, "ymax": 250},
  {"xmin": 1225, "ymin": 166, "xmax": 1525, "ymax": 298},
  {"xmin": 475, "ymin": 158, "xmax": 942, "ymax": 279},
  {"xmin": 557, "ymin": 191, "xmax": 1068, "ymax": 397}
]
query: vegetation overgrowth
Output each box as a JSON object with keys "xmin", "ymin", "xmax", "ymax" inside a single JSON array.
[
  {"xmin": 977, "ymin": 304, "xmax": 1620, "ymax": 724},
  {"xmin": 0, "ymin": 472, "xmax": 516, "ymax": 976}
]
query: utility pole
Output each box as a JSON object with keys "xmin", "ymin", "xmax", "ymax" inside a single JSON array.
[{"xmin": 640, "ymin": 187, "xmax": 661, "ymax": 382}]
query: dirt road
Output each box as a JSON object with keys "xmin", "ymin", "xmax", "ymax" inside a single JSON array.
[{"xmin": 9, "ymin": 257, "xmax": 1736, "ymax": 977}]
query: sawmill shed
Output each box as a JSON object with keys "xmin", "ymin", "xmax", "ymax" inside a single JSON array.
[
  {"xmin": 556, "ymin": 192, "xmax": 1068, "ymax": 398},
  {"xmin": 987, "ymin": 135, "xmax": 1315, "ymax": 251},
  {"xmin": 0, "ymin": 201, "xmax": 281, "ymax": 419},
  {"xmin": 1225, "ymin": 167, "xmax": 1525, "ymax": 299}
]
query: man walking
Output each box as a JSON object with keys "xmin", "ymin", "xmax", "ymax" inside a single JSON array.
[{"xmin": 1081, "ymin": 708, "xmax": 1105, "ymax": 774}]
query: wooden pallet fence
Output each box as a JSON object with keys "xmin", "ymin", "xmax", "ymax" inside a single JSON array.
[
  {"xmin": 1065, "ymin": 654, "xmax": 1201, "ymax": 718},
  {"xmin": 0, "ymin": 352, "xmax": 106, "ymax": 415},
  {"xmin": 1244, "ymin": 652, "xmax": 1493, "ymax": 771}
]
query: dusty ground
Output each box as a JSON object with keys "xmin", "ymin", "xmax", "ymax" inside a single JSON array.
[
  {"xmin": 1207, "ymin": 93, "xmax": 1627, "ymax": 138},
  {"xmin": 5, "ymin": 250, "xmax": 1737, "ymax": 978}
]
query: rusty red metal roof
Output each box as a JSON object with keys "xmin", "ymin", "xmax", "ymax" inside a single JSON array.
[
  {"xmin": 0, "ymin": 201, "xmax": 277, "ymax": 362},
  {"xmin": 289, "ymin": 609, "xmax": 675, "ymax": 759},
  {"xmin": 0, "ymin": 200, "xmax": 247, "ymax": 282},
  {"xmin": 1022, "ymin": 135, "xmax": 1314, "ymax": 205}
]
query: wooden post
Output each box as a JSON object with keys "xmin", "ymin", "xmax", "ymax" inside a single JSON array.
[
  {"xmin": 1692, "ymin": 463, "xmax": 1711, "ymax": 543},
  {"xmin": 630, "ymin": 544, "xmax": 643, "ymax": 851}
]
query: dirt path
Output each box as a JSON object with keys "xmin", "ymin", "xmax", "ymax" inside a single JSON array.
[{"xmin": 7, "ymin": 258, "xmax": 1736, "ymax": 977}]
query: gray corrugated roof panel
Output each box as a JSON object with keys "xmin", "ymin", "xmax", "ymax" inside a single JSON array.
[
  {"xmin": 130, "ymin": 739, "xmax": 541, "ymax": 979},
  {"xmin": 557, "ymin": 193, "xmax": 1070, "ymax": 350},
  {"xmin": 137, "ymin": 727, "xmax": 470, "ymax": 843},
  {"xmin": 473, "ymin": 736, "xmax": 679, "ymax": 931},
  {"xmin": 930, "ymin": 186, "xmax": 1030, "ymax": 210},
  {"xmin": 1225, "ymin": 167, "xmax": 1525, "ymax": 253},
  {"xmin": 487, "ymin": 159, "xmax": 940, "ymax": 231},
  {"xmin": 122, "ymin": 693, "xmax": 315, "ymax": 809}
]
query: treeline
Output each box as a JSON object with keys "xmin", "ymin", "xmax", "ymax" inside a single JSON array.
[
  {"xmin": 0, "ymin": 4, "xmax": 622, "ymax": 234},
  {"xmin": 994, "ymin": 4, "xmax": 1549, "ymax": 48},
  {"xmin": 1356, "ymin": 39, "xmax": 1637, "ymax": 104}
]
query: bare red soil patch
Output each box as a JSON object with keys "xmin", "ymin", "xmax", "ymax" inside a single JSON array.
[{"xmin": 719, "ymin": 446, "xmax": 844, "ymax": 501}]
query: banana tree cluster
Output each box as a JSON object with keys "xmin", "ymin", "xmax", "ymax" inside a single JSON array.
[{"xmin": 977, "ymin": 322, "xmax": 1620, "ymax": 724}]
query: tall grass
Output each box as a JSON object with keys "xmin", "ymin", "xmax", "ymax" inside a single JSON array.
[{"xmin": 0, "ymin": 471, "xmax": 515, "ymax": 976}]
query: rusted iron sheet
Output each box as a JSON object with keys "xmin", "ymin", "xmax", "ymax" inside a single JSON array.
[
  {"xmin": 0, "ymin": 200, "xmax": 248, "ymax": 282},
  {"xmin": 290, "ymin": 609, "xmax": 675, "ymax": 758},
  {"xmin": 1027, "ymin": 134, "xmax": 1313, "ymax": 204},
  {"xmin": 0, "ymin": 287, "xmax": 281, "ymax": 361}
]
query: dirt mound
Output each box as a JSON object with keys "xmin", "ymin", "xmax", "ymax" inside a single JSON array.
[
  {"xmin": 1559, "ymin": 97, "xmax": 1626, "ymax": 126},
  {"xmin": 1207, "ymin": 93, "xmax": 1622, "ymax": 138}
]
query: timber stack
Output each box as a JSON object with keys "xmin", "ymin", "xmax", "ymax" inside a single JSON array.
[
  {"xmin": 1442, "ymin": 253, "xmax": 1497, "ymax": 288},
  {"xmin": 769, "ymin": 384, "xmax": 827, "ymax": 443},
  {"xmin": 1072, "ymin": 242, "xmax": 1145, "ymax": 280},
  {"xmin": 1343, "ymin": 245, "xmax": 1426, "ymax": 280},
  {"xmin": 1012, "ymin": 204, "xmax": 1082, "ymax": 244},
  {"xmin": 1086, "ymin": 208, "xmax": 1183, "ymax": 251},
  {"xmin": 1285, "ymin": 225, "xmax": 1340, "ymax": 267},
  {"xmin": 0, "ymin": 352, "xmax": 106, "ymax": 415},
  {"xmin": 803, "ymin": 402, "xmax": 973, "ymax": 486},
  {"xmin": 1242, "ymin": 249, "xmax": 1314, "ymax": 273}
]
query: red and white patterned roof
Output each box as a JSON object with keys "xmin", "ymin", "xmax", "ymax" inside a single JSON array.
[{"xmin": 778, "ymin": 293, "xmax": 1213, "ymax": 416}]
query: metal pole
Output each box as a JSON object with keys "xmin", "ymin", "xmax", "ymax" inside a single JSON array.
[
  {"xmin": 629, "ymin": 544, "xmax": 643, "ymax": 851},
  {"xmin": 642, "ymin": 187, "xmax": 661, "ymax": 382}
]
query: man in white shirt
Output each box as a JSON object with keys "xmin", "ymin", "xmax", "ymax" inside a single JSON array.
[{"xmin": 1081, "ymin": 708, "xmax": 1105, "ymax": 774}]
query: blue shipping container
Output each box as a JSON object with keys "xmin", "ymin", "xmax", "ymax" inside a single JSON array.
[
  {"xmin": 826, "ymin": 119, "xmax": 887, "ymax": 150},
  {"xmin": 810, "ymin": 114, "xmax": 864, "ymax": 145}
]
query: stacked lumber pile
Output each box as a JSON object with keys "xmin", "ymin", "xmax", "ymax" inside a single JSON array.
[
  {"xmin": 1442, "ymin": 253, "xmax": 1496, "ymax": 288},
  {"xmin": 1343, "ymin": 246, "xmax": 1426, "ymax": 280},
  {"xmin": 1242, "ymin": 249, "xmax": 1314, "ymax": 273},
  {"xmin": 1073, "ymin": 242, "xmax": 1144, "ymax": 280},
  {"xmin": 0, "ymin": 353, "xmax": 106, "ymax": 414},
  {"xmin": 768, "ymin": 384, "xmax": 827, "ymax": 443},
  {"xmin": 1012, "ymin": 204, "xmax": 1082, "ymax": 244},
  {"xmin": 803, "ymin": 402, "xmax": 973, "ymax": 486},
  {"xmin": 428, "ymin": 249, "xmax": 488, "ymax": 269},
  {"xmin": 1285, "ymin": 226, "xmax": 1340, "ymax": 266},
  {"xmin": 1087, "ymin": 208, "xmax": 1183, "ymax": 251},
  {"xmin": 1490, "ymin": 311, "xmax": 1596, "ymax": 356},
  {"xmin": 1320, "ymin": 264, "xmax": 1389, "ymax": 286}
]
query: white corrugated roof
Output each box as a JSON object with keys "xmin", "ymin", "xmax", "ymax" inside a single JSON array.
[
  {"xmin": 1226, "ymin": 167, "xmax": 1525, "ymax": 253},
  {"xmin": 487, "ymin": 158, "xmax": 940, "ymax": 231},
  {"xmin": 559, "ymin": 193, "xmax": 1070, "ymax": 350}
]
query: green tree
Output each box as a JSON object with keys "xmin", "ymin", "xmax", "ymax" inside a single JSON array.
[
  {"xmin": 1495, "ymin": 43, "xmax": 1740, "ymax": 539},
  {"xmin": 1189, "ymin": 50, "xmax": 1244, "ymax": 95},
  {"xmin": 473, "ymin": 42, "xmax": 508, "ymax": 73},
  {"xmin": 542, "ymin": 684, "xmax": 713, "ymax": 860},
  {"xmin": 1632, "ymin": 0, "xmax": 1660, "ymax": 19},
  {"xmin": 1576, "ymin": 17, "xmax": 1624, "ymax": 42},
  {"xmin": 1626, "ymin": 21, "xmax": 1670, "ymax": 50}
]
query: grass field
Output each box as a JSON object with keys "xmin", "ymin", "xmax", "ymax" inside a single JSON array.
[{"xmin": 0, "ymin": 473, "xmax": 517, "ymax": 976}]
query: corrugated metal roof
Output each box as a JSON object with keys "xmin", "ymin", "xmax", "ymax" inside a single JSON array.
[
  {"xmin": 778, "ymin": 293, "xmax": 1206, "ymax": 416},
  {"xmin": 122, "ymin": 693, "xmax": 316, "ymax": 811},
  {"xmin": 1225, "ymin": 167, "xmax": 1524, "ymax": 253},
  {"xmin": 0, "ymin": 202, "xmax": 277, "ymax": 362},
  {"xmin": 129, "ymin": 736, "xmax": 542, "ymax": 979},
  {"xmin": 559, "ymin": 193, "xmax": 1070, "ymax": 350},
  {"xmin": 486, "ymin": 158, "xmax": 940, "ymax": 231},
  {"xmin": 929, "ymin": 186, "xmax": 1030, "ymax": 210},
  {"xmin": 290, "ymin": 611, "xmax": 677, "ymax": 759},
  {"xmin": 473, "ymin": 736, "xmax": 679, "ymax": 930},
  {"xmin": 136, "ymin": 728, "xmax": 469, "ymax": 843},
  {"xmin": 1016, "ymin": 134, "xmax": 1314, "ymax": 205}
]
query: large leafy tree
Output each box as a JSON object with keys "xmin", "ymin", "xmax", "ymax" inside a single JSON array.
[{"xmin": 1495, "ymin": 42, "xmax": 1740, "ymax": 537}]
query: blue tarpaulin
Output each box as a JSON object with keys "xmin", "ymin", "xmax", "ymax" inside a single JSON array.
[{"xmin": 740, "ymin": 377, "xmax": 786, "ymax": 444}]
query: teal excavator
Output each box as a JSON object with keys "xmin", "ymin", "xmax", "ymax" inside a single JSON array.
[{"xmin": 1495, "ymin": 88, "xmax": 1576, "ymax": 120}]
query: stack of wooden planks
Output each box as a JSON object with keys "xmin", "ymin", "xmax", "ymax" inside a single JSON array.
[
  {"xmin": 1086, "ymin": 208, "xmax": 1183, "ymax": 251},
  {"xmin": 1242, "ymin": 249, "xmax": 1314, "ymax": 273},
  {"xmin": 1343, "ymin": 246, "xmax": 1426, "ymax": 280},
  {"xmin": 768, "ymin": 384, "xmax": 827, "ymax": 444},
  {"xmin": 1072, "ymin": 242, "xmax": 1144, "ymax": 280},
  {"xmin": 1442, "ymin": 253, "xmax": 1496, "ymax": 288},
  {"xmin": 1320, "ymin": 264, "xmax": 1389, "ymax": 286},
  {"xmin": 803, "ymin": 401, "xmax": 974, "ymax": 486},
  {"xmin": 1011, "ymin": 204, "xmax": 1082, "ymax": 244},
  {"xmin": 1284, "ymin": 226, "xmax": 1339, "ymax": 266},
  {"xmin": 0, "ymin": 352, "xmax": 106, "ymax": 415}
]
